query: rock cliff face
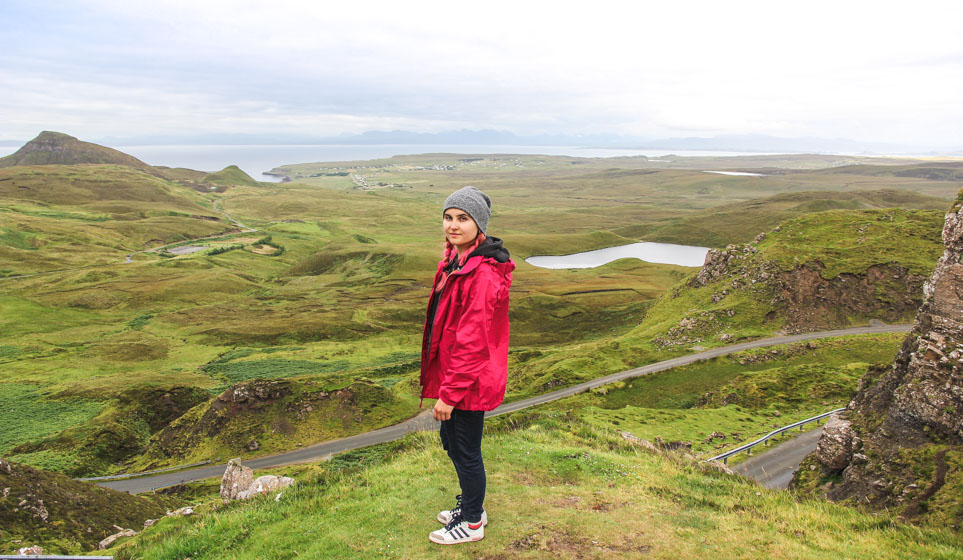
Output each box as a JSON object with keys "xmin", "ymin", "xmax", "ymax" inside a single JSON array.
[
  {"xmin": 653, "ymin": 209, "xmax": 943, "ymax": 349},
  {"xmin": 691, "ymin": 242, "xmax": 926, "ymax": 335},
  {"xmin": 792, "ymin": 192, "xmax": 963, "ymax": 529}
]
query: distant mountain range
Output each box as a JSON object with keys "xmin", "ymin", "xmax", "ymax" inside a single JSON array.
[{"xmin": 1, "ymin": 130, "xmax": 960, "ymax": 156}]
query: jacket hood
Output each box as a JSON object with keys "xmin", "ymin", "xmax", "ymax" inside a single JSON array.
[{"xmin": 466, "ymin": 235, "xmax": 510, "ymax": 263}]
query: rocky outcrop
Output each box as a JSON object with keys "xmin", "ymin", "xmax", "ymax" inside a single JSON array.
[
  {"xmin": 219, "ymin": 458, "xmax": 255, "ymax": 501},
  {"xmin": 687, "ymin": 241, "xmax": 927, "ymax": 338},
  {"xmin": 814, "ymin": 416, "xmax": 856, "ymax": 471},
  {"xmin": 137, "ymin": 378, "xmax": 399, "ymax": 468},
  {"xmin": 792, "ymin": 193, "xmax": 963, "ymax": 529},
  {"xmin": 219, "ymin": 458, "xmax": 295, "ymax": 502},
  {"xmin": 99, "ymin": 526, "xmax": 137, "ymax": 549},
  {"xmin": 238, "ymin": 475, "xmax": 295, "ymax": 500}
]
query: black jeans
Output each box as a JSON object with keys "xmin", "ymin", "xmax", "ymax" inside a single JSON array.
[{"xmin": 440, "ymin": 408, "xmax": 486, "ymax": 523}]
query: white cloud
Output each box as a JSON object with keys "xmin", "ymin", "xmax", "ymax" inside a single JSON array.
[{"xmin": 2, "ymin": 0, "xmax": 962, "ymax": 146}]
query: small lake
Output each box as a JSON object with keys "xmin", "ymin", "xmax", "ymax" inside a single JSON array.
[
  {"xmin": 704, "ymin": 171, "xmax": 766, "ymax": 177},
  {"xmin": 526, "ymin": 242, "xmax": 711, "ymax": 269}
]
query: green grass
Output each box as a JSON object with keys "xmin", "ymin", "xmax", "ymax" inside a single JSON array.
[
  {"xmin": 0, "ymin": 383, "xmax": 104, "ymax": 455},
  {"xmin": 202, "ymin": 165, "xmax": 259, "ymax": 186},
  {"xmin": 757, "ymin": 209, "xmax": 945, "ymax": 278},
  {"xmin": 545, "ymin": 334, "xmax": 905, "ymax": 463},
  {"xmin": 0, "ymin": 153, "xmax": 955, "ymax": 483},
  {"xmin": 202, "ymin": 358, "xmax": 353, "ymax": 386},
  {"xmin": 108, "ymin": 417, "xmax": 963, "ymax": 559}
]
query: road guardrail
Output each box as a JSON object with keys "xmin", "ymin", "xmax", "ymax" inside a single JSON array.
[{"xmin": 704, "ymin": 407, "xmax": 845, "ymax": 465}]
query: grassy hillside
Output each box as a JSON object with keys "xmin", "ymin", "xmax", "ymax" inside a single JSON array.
[
  {"xmin": 495, "ymin": 208, "xmax": 944, "ymax": 403},
  {"xmin": 105, "ymin": 415, "xmax": 963, "ymax": 559},
  {"xmin": 544, "ymin": 333, "xmax": 904, "ymax": 463},
  {"xmin": 623, "ymin": 189, "xmax": 950, "ymax": 246},
  {"xmin": 0, "ymin": 457, "xmax": 184, "ymax": 555},
  {"xmin": 202, "ymin": 165, "xmax": 259, "ymax": 187},
  {"xmin": 128, "ymin": 377, "xmax": 417, "ymax": 471},
  {"xmin": 0, "ymin": 151, "xmax": 953, "ymax": 479},
  {"xmin": 0, "ymin": 164, "xmax": 231, "ymax": 274},
  {"xmin": 0, "ymin": 131, "xmax": 154, "ymax": 171}
]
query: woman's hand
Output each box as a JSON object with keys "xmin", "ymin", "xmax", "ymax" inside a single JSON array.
[{"xmin": 433, "ymin": 399, "xmax": 455, "ymax": 421}]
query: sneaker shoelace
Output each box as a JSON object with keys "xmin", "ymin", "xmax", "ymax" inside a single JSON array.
[
  {"xmin": 450, "ymin": 494, "xmax": 462, "ymax": 518},
  {"xmin": 443, "ymin": 511, "xmax": 465, "ymax": 534}
]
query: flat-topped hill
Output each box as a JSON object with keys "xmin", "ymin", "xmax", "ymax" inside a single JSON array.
[{"xmin": 0, "ymin": 132, "xmax": 154, "ymax": 171}]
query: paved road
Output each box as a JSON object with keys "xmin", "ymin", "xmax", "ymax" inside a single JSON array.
[
  {"xmin": 732, "ymin": 425, "xmax": 826, "ymax": 489},
  {"xmin": 97, "ymin": 324, "xmax": 910, "ymax": 493}
]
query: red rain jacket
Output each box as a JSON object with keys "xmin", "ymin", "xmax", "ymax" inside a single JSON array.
[{"xmin": 420, "ymin": 240, "xmax": 514, "ymax": 411}]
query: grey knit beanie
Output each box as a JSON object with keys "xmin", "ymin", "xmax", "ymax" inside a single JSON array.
[{"xmin": 443, "ymin": 186, "xmax": 492, "ymax": 234}]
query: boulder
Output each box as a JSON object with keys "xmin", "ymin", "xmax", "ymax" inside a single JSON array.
[
  {"xmin": 17, "ymin": 545, "xmax": 43, "ymax": 555},
  {"xmin": 814, "ymin": 415, "xmax": 855, "ymax": 471},
  {"xmin": 99, "ymin": 528, "xmax": 136, "ymax": 549},
  {"xmin": 219, "ymin": 457, "xmax": 295, "ymax": 502},
  {"xmin": 236, "ymin": 475, "xmax": 295, "ymax": 500},
  {"xmin": 166, "ymin": 506, "xmax": 194, "ymax": 517},
  {"xmin": 220, "ymin": 458, "xmax": 254, "ymax": 501}
]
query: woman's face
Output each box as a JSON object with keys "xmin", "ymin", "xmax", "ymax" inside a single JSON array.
[{"xmin": 443, "ymin": 208, "xmax": 479, "ymax": 250}]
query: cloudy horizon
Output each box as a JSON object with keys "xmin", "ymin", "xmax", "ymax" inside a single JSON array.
[{"xmin": 3, "ymin": 0, "xmax": 963, "ymax": 150}]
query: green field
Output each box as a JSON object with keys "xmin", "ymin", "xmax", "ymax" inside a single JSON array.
[
  {"xmin": 0, "ymin": 153, "xmax": 956, "ymax": 475},
  {"xmin": 2, "ymin": 145, "xmax": 962, "ymax": 553}
]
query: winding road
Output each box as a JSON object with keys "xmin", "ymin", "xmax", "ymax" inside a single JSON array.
[
  {"xmin": 731, "ymin": 425, "xmax": 826, "ymax": 489},
  {"xmin": 94, "ymin": 324, "xmax": 911, "ymax": 494}
]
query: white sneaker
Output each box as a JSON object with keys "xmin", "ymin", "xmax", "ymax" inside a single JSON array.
[
  {"xmin": 437, "ymin": 494, "xmax": 488, "ymax": 526},
  {"xmin": 429, "ymin": 514, "xmax": 485, "ymax": 545}
]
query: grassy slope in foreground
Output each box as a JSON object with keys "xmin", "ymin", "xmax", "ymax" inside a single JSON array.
[{"xmin": 109, "ymin": 417, "xmax": 963, "ymax": 559}]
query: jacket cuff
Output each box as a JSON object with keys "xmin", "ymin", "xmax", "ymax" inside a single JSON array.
[{"xmin": 439, "ymin": 386, "xmax": 468, "ymax": 408}]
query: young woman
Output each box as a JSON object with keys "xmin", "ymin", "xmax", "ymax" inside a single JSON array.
[{"xmin": 420, "ymin": 186, "xmax": 514, "ymax": 545}]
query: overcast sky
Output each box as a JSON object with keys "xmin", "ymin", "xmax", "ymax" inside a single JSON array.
[{"xmin": 2, "ymin": 0, "xmax": 962, "ymax": 147}]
